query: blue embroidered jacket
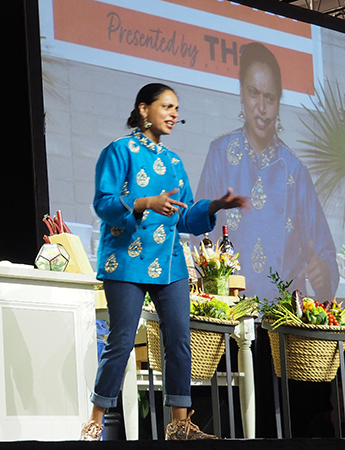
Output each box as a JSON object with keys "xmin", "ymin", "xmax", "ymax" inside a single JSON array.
[
  {"xmin": 195, "ymin": 127, "xmax": 339, "ymax": 302},
  {"xmin": 94, "ymin": 128, "xmax": 215, "ymax": 284}
]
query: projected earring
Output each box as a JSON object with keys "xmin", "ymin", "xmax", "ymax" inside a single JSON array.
[
  {"xmin": 144, "ymin": 117, "xmax": 152, "ymax": 129},
  {"xmin": 277, "ymin": 115, "xmax": 284, "ymax": 133},
  {"xmin": 238, "ymin": 104, "xmax": 245, "ymax": 121}
]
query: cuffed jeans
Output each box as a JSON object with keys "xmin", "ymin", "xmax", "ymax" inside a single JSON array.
[{"xmin": 90, "ymin": 278, "xmax": 192, "ymax": 409}]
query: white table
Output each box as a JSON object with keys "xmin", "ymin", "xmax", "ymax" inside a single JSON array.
[{"xmin": 0, "ymin": 264, "xmax": 99, "ymax": 441}]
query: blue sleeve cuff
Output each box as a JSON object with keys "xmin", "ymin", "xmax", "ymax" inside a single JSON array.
[
  {"xmin": 119, "ymin": 195, "xmax": 142, "ymax": 231},
  {"xmin": 184, "ymin": 199, "xmax": 216, "ymax": 236}
]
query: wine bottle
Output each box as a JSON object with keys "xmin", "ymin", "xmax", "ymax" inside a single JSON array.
[
  {"xmin": 200, "ymin": 233, "xmax": 214, "ymax": 255},
  {"xmin": 220, "ymin": 225, "xmax": 234, "ymax": 256}
]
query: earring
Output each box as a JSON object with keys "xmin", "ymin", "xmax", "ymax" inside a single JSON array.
[
  {"xmin": 238, "ymin": 104, "xmax": 245, "ymax": 121},
  {"xmin": 144, "ymin": 117, "xmax": 152, "ymax": 129},
  {"xmin": 277, "ymin": 115, "xmax": 284, "ymax": 133}
]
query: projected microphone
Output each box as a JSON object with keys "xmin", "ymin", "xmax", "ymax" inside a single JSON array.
[{"xmin": 176, "ymin": 119, "xmax": 186, "ymax": 124}]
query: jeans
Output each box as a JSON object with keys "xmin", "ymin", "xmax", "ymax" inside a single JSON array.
[{"xmin": 90, "ymin": 278, "xmax": 192, "ymax": 409}]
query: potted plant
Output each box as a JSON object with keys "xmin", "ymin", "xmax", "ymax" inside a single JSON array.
[{"xmin": 191, "ymin": 240, "xmax": 241, "ymax": 296}]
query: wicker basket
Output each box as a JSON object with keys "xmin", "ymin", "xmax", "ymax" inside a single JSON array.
[
  {"xmin": 146, "ymin": 316, "xmax": 238, "ymax": 380},
  {"xmin": 266, "ymin": 320, "xmax": 345, "ymax": 382}
]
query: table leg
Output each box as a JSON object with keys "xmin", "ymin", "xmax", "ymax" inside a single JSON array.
[
  {"xmin": 225, "ymin": 332, "xmax": 236, "ymax": 438},
  {"xmin": 122, "ymin": 348, "xmax": 139, "ymax": 440},
  {"xmin": 211, "ymin": 372, "xmax": 221, "ymax": 437},
  {"xmin": 232, "ymin": 318, "xmax": 256, "ymax": 438},
  {"xmin": 272, "ymin": 359, "xmax": 282, "ymax": 439},
  {"xmin": 148, "ymin": 368, "xmax": 158, "ymax": 440},
  {"xmin": 338, "ymin": 340, "xmax": 345, "ymax": 438},
  {"xmin": 331, "ymin": 376, "xmax": 341, "ymax": 438},
  {"xmin": 279, "ymin": 332, "xmax": 291, "ymax": 438}
]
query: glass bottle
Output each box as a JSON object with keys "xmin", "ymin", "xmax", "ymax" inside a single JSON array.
[
  {"xmin": 220, "ymin": 225, "xmax": 234, "ymax": 256},
  {"xmin": 200, "ymin": 233, "xmax": 214, "ymax": 255}
]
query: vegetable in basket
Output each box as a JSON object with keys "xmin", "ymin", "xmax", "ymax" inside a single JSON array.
[
  {"xmin": 291, "ymin": 289, "xmax": 303, "ymax": 319},
  {"xmin": 190, "ymin": 296, "xmax": 233, "ymax": 320},
  {"xmin": 305, "ymin": 306, "xmax": 328, "ymax": 325},
  {"xmin": 190, "ymin": 291, "xmax": 257, "ymax": 321},
  {"xmin": 259, "ymin": 269, "xmax": 344, "ymax": 329}
]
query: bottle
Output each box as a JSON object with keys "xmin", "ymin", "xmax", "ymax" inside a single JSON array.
[
  {"xmin": 200, "ymin": 233, "xmax": 214, "ymax": 255},
  {"xmin": 220, "ymin": 225, "xmax": 234, "ymax": 256}
]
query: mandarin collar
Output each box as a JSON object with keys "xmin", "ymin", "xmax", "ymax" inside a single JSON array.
[
  {"xmin": 133, "ymin": 128, "xmax": 164, "ymax": 154},
  {"xmin": 242, "ymin": 128, "xmax": 278, "ymax": 169}
]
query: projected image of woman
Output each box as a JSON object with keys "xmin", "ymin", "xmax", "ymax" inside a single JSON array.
[{"xmin": 195, "ymin": 41, "xmax": 339, "ymax": 302}]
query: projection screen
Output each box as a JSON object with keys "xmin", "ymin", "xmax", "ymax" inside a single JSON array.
[{"xmin": 39, "ymin": 0, "xmax": 345, "ymax": 301}]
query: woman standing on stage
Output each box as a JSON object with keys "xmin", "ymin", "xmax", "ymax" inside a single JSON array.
[{"xmin": 80, "ymin": 82, "xmax": 247, "ymax": 441}]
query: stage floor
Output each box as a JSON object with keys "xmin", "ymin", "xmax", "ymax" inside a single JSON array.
[{"xmin": 1, "ymin": 439, "xmax": 345, "ymax": 450}]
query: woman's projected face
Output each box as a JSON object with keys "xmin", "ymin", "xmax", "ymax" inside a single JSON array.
[{"xmin": 241, "ymin": 62, "xmax": 280, "ymax": 154}]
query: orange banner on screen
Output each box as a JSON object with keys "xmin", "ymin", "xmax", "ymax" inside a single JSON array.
[
  {"xmin": 53, "ymin": 0, "xmax": 314, "ymax": 95},
  {"xmin": 162, "ymin": 0, "xmax": 312, "ymax": 39}
]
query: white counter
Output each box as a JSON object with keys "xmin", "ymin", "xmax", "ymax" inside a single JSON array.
[{"xmin": 0, "ymin": 265, "xmax": 99, "ymax": 441}]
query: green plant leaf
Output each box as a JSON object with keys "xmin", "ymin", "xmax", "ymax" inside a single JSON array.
[{"xmin": 299, "ymin": 80, "xmax": 345, "ymax": 225}]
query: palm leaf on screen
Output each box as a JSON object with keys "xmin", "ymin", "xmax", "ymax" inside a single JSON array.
[{"xmin": 299, "ymin": 80, "xmax": 345, "ymax": 224}]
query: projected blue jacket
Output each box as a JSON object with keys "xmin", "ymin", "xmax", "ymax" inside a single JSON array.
[
  {"xmin": 195, "ymin": 127, "xmax": 339, "ymax": 302},
  {"xmin": 94, "ymin": 128, "xmax": 215, "ymax": 284}
]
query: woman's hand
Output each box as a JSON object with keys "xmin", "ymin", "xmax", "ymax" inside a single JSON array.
[
  {"xmin": 209, "ymin": 187, "xmax": 249, "ymax": 215},
  {"xmin": 134, "ymin": 188, "xmax": 187, "ymax": 217},
  {"xmin": 298, "ymin": 240, "xmax": 332, "ymax": 301}
]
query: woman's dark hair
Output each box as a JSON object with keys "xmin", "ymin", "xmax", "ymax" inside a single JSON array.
[
  {"xmin": 127, "ymin": 83, "xmax": 176, "ymax": 128},
  {"xmin": 239, "ymin": 42, "xmax": 282, "ymax": 100}
]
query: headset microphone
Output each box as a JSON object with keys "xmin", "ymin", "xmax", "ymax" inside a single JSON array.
[{"xmin": 176, "ymin": 119, "xmax": 186, "ymax": 124}]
